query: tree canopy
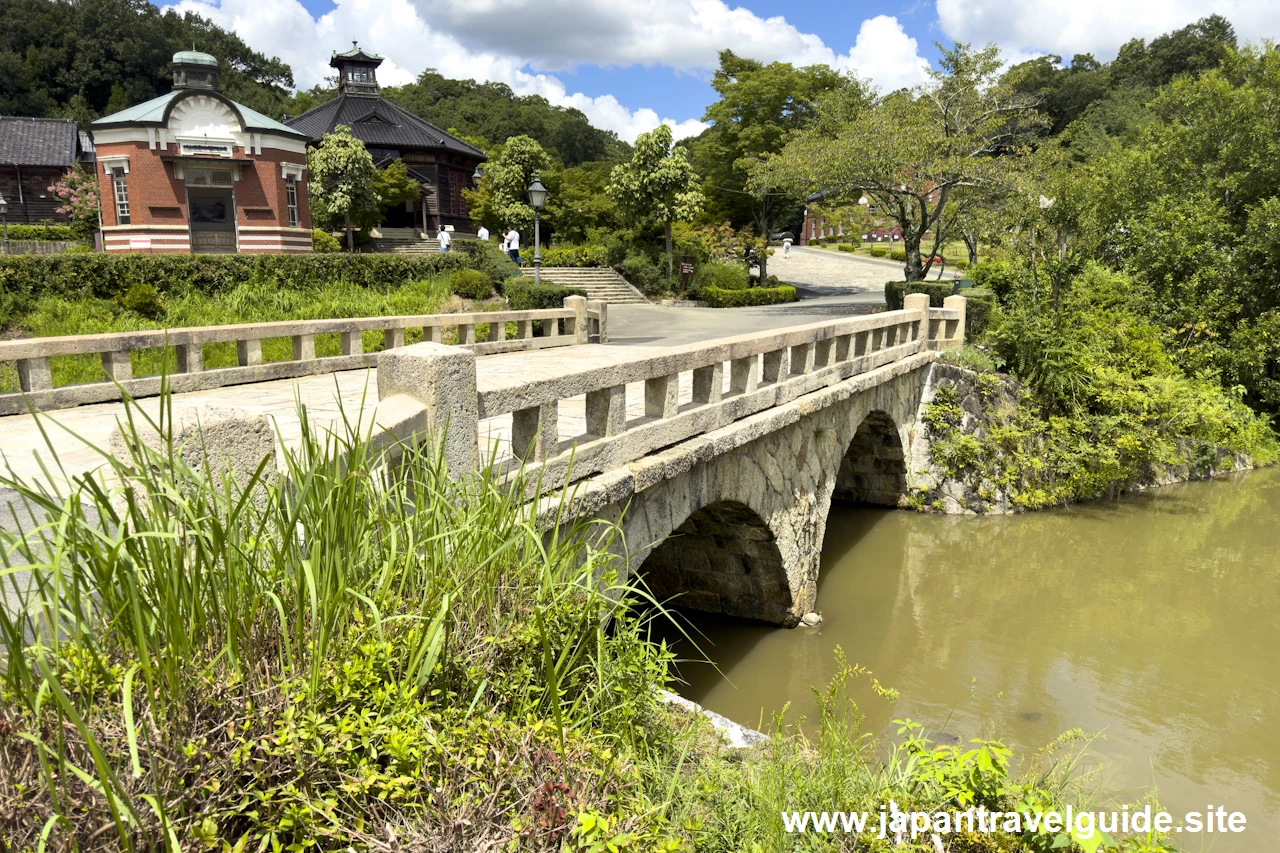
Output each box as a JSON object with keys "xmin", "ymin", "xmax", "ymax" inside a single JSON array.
[{"xmin": 308, "ymin": 126, "xmax": 380, "ymax": 250}]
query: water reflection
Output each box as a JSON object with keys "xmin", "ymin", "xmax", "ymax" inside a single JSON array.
[{"xmin": 659, "ymin": 469, "xmax": 1280, "ymax": 851}]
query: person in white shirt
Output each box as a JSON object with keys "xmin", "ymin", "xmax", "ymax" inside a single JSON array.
[
  {"xmin": 782, "ymin": 234, "xmax": 793, "ymax": 258},
  {"xmin": 505, "ymin": 227, "xmax": 521, "ymax": 265},
  {"xmin": 476, "ymin": 225, "xmax": 489, "ymax": 242},
  {"xmin": 436, "ymin": 227, "xmax": 451, "ymax": 252}
]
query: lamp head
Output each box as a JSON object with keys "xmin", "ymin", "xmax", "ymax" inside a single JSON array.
[{"xmin": 527, "ymin": 171, "xmax": 548, "ymax": 209}]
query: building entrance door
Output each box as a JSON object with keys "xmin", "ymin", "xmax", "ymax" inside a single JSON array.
[{"xmin": 188, "ymin": 188, "xmax": 236, "ymax": 253}]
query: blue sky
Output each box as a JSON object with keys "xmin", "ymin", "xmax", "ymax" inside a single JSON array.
[{"xmin": 158, "ymin": 0, "xmax": 1279, "ymax": 141}]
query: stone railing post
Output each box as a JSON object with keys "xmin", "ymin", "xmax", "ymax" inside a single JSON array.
[
  {"xmin": 376, "ymin": 342, "xmax": 479, "ymax": 477},
  {"xmin": 943, "ymin": 294, "xmax": 967, "ymax": 350},
  {"xmin": 564, "ymin": 295, "xmax": 589, "ymax": 345},
  {"xmin": 586, "ymin": 299, "xmax": 607, "ymax": 344},
  {"xmin": 903, "ymin": 292, "xmax": 931, "ymax": 348}
]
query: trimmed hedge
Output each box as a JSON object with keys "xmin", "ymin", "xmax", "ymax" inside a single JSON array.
[
  {"xmin": 0, "ymin": 253, "xmax": 475, "ymax": 324},
  {"xmin": 312, "ymin": 230, "xmax": 342, "ymax": 253},
  {"xmin": 4, "ymin": 224, "xmax": 79, "ymax": 241},
  {"xmin": 502, "ymin": 278, "xmax": 587, "ymax": 311},
  {"xmin": 450, "ymin": 269, "xmax": 494, "ymax": 300},
  {"xmin": 519, "ymin": 245, "xmax": 608, "ymax": 268},
  {"xmin": 885, "ymin": 281, "xmax": 956, "ymax": 309},
  {"xmin": 703, "ymin": 284, "xmax": 797, "ymax": 308},
  {"xmin": 868, "ymin": 247, "xmax": 888, "ymax": 258},
  {"xmin": 889, "ymin": 249, "xmax": 907, "ymax": 262},
  {"xmin": 964, "ymin": 287, "xmax": 996, "ymax": 337},
  {"xmin": 837, "ymin": 244, "xmax": 857, "ymax": 253}
]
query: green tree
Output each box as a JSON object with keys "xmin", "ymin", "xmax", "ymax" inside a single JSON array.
[
  {"xmin": 307, "ymin": 125, "xmax": 380, "ymax": 251},
  {"xmin": 545, "ymin": 160, "xmax": 617, "ymax": 244},
  {"xmin": 463, "ymin": 135, "xmax": 551, "ymax": 235},
  {"xmin": 608, "ymin": 124, "xmax": 704, "ymax": 287},
  {"xmin": 370, "ymin": 159, "xmax": 421, "ymax": 226},
  {"xmin": 777, "ymin": 42, "xmax": 1042, "ymax": 281}
]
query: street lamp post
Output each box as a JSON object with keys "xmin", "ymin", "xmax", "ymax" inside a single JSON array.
[
  {"xmin": 527, "ymin": 171, "xmax": 548, "ymax": 286},
  {"xmin": 0, "ymin": 194, "xmax": 8, "ymax": 255}
]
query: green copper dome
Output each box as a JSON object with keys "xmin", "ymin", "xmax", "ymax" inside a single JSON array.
[{"xmin": 172, "ymin": 50, "xmax": 218, "ymax": 67}]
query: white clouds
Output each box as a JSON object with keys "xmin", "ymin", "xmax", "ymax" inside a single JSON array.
[
  {"xmin": 836, "ymin": 15, "xmax": 932, "ymax": 93},
  {"xmin": 935, "ymin": 0, "xmax": 1280, "ymax": 60},
  {"xmin": 167, "ymin": 0, "xmax": 937, "ymax": 142}
]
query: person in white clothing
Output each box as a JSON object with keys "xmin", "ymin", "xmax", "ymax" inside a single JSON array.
[
  {"xmin": 782, "ymin": 234, "xmax": 793, "ymax": 258},
  {"xmin": 506, "ymin": 227, "xmax": 521, "ymax": 264},
  {"xmin": 436, "ymin": 227, "xmax": 451, "ymax": 252},
  {"xmin": 476, "ymin": 225, "xmax": 489, "ymax": 242}
]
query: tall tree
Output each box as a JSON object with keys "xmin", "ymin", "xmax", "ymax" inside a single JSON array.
[
  {"xmin": 308, "ymin": 125, "xmax": 379, "ymax": 251},
  {"xmin": 463, "ymin": 135, "xmax": 551, "ymax": 235},
  {"xmin": 776, "ymin": 42, "xmax": 1042, "ymax": 280},
  {"xmin": 608, "ymin": 124, "xmax": 704, "ymax": 286}
]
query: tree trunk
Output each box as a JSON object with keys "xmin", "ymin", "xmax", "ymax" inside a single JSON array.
[
  {"xmin": 902, "ymin": 230, "xmax": 925, "ymax": 281},
  {"xmin": 759, "ymin": 239, "xmax": 769, "ymax": 284},
  {"xmin": 664, "ymin": 221, "xmax": 674, "ymax": 290},
  {"xmin": 345, "ymin": 212, "xmax": 353, "ymax": 252},
  {"xmin": 963, "ymin": 232, "xmax": 979, "ymax": 267}
]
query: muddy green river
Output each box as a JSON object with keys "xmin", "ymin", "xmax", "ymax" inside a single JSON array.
[{"xmin": 662, "ymin": 469, "xmax": 1280, "ymax": 851}]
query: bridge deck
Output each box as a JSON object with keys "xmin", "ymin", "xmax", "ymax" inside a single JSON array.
[{"xmin": 0, "ymin": 345, "xmax": 702, "ymax": 490}]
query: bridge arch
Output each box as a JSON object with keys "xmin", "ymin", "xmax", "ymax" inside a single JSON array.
[
  {"xmin": 637, "ymin": 499, "xmax": 793, "ymax": 624},
  {"xmin": 834, "ymin": 410, "xmax": 908, "ymax": 506}
]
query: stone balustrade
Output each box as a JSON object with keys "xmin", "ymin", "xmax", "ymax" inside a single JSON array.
[
  {"xmin": 377, "ymin": 293, "xmax": 965, "ymax": 497},
  {"xmin": 0, "ymin": 295, "xmax": 604, "ymax": 415}
]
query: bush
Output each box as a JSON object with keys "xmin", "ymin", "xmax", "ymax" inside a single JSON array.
[
  {"xmin": 837, "ymin": 244, "xmax": 857, "ymax": 253},
  {"xmin": 953, "ymin": 258, "xmax": 971, "ymax": 270},
  {"xmin": 5, "ymin": 224, "xmax": 79, "ymax": 241},
  {"xmin": 964, "ymin": 288, "xmax": 997, "ymax": 337},
  {"xmin": 889, "ymin": 249, "xmax": 907, "ymax": 262},
  {"xmin": 115, "ymin": 282, "xmax": 165, "ymax": 319},
  {"xmin": 885, "ymin": 281, "xmax": 956, "ymax": 310},
  {"xmin": 456, "ymin": 238, "xmax": 521, "ymax": 285},
  {"xmin": 972, "ymin": 256, "xmax": 1022, "ymax": 303},
  {"xmin": 703, "ymin": 283, "xmax": 797, "ymax": 307},
  {"xmin": 311, "ymin": 229, "xmax": 342, "ymax": 253},
  {"xmin": 693, "ymin": 262, "xmax": 749, "ymax": 293},
  {"xmin": 449, "ymin": 269, "xmax": 494, "ymax": 300},
  {"xmin": 520, "ymin": 244, "xmax": 609, "ymax": 267},
  {"xmin": 0, "ymin": 253, "xmax": 475, "ymax": 325},
  {"xmin": 503, "ymin": 278, "xmax": 587, "ymax": 310},
  {"xmin": 868, "ymin": 247, "xmax": 888, "ymax": 258},
  {"xmin": 616, "ymin": 252, "xmax": 664, "ymax": 296}
]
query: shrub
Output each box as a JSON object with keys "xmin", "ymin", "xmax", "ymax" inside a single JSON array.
[
  {"xmin": 115, "ymin": 281, "xmax": 165, "ymax": 319},
  {"xmin": 311, "ymin": 229, "xmax": 342, "ymax": 253},
  {"xmin": 964, "ymin": 288, "xmax": 997, "ymax": 337},
  {"xmin": 703, "ymin": 283, "xmax": 797, "ymax": 307},
  {"xmin": 503, "ymin": 278, "xmax": 587, "ymax": 310},
  {"xmin": 869, "ymin": 247, "xmax": 888, "ymax": 258},
  {"xmin": 521, "ymin": 245, "xmax": 609, "ymax": 267},
  {"xmin": 457, "ymin": 238, "xmax": 521, "ymax": 285},
  {"xmin": 889, "ymin": 249, "xmax": 907, "ymax": 262},
  {"xmin": 693, "ymin": 262, "xmax": 749, "ymax": 293},
  {"xmin": 5, "ymin": 224, "xmax": 80, "ymax": 241},
  {"xmin": 837, "ymin": 244, "xmax": 857, "ymax": 253},
  {"xmin": 953, "ymin": 258, "xmax": 971, "ymax": 270},
  {"xmin": 0, "ymin": 253, "xmax": 474, "ymax": 325},
  {"xmin": 972, "ymin": 256, "xmax": 1023, "ymax": 302},
  {"xmin": 885, "ymin": 281, "xmax": 956, "ymax": 310},
  {"xmin": 450, "ymin": 269, "xmax": 494, "ymax": 300},
  {"xmin": 616, "ymin": 252, "xmax": 663, "ymax": 295}
]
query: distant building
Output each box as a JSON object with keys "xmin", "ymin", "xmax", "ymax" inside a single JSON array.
[
  {"xmin": 285, "ymin": 43, "xmax": 486, "ymax": 235},
  {"xmin": 0, "ymin": 116, "xmax": 87, "ymax": 224},
  {"xmin": 90, "ymin": 51, "xmax": 313, "ymax": 254}
]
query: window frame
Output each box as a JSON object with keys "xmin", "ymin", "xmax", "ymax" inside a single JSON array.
[
  {"xmin": 111, "ymin": 166, "xmax": 130, "ymax": 225},
  {"xmin": 286, "ymin": 176, "xmax": 299, "ymax": 228}
]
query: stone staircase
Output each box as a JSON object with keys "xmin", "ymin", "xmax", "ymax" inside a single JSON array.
[
  {"xmin": 521, "ymin": 266, "xmax": 647, "ymax": 304},
  {"xmin": 372, "ymin": 228, "xmax": 439, "ymax": 254}
]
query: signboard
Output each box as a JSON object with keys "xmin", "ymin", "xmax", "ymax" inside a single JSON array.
[
  {"xmin": 180, "ymin": 141, "xmax": 233, "ymax": 158},
  {"xmin": 129, "ymin": 237, "xmax": 152, "ymax": 251},
  {"xmin": 679, "ymin": 262, "xmax": 694, "ymax": 275}
]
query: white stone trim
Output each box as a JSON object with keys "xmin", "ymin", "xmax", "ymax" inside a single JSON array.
[
  {"xmin": 93, "ymin": 127, "xmax": 307, "ymax": 154},
  {"xmin": 281, "ymin": 162, "xmax": 306, "ymax": 180},
  {"xmin": 99, "ymin": 154, "xmax": 130, "ymax": 174},
  {"xmin": 101, "ymin": 224, "xmax": 191, "ymax": 231},
  {"xmin": 235, "ymin": 226, "xmax": 313, "ymax": 233}
]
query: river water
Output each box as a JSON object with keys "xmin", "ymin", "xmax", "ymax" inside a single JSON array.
[{"xmin": 660, "ymin": 469, "xmax": 1280, "ymax": 851}]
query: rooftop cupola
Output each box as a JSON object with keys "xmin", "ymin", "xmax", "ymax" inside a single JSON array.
[
  {"xmin": 170, "ymin": 50, "xmax": 221, "ymax": 91},
  {"xmin": 331, "ymin": 41, "xmax": 383, "ymax": 96}
]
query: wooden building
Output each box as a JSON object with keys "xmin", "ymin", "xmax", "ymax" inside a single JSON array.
[
  {"xmin": 90, "ymin": 51, "xmax": 313, "ymax": 254},
  {"xmin": 0, "ymin": 117, "xmax": 87, "ymax": 225},
  {"xmin": 285, "ymin": 44, "xmax": 486, "ymax": 235}
]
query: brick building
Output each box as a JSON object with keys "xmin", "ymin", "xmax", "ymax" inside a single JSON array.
[
  {"xmin": 90, "ymin": 51, "xmax": 312, "ymax": 254},
  {"xmin": 0, "ymin": 117, "xmax": 90, "ymax": 225},
  {"xmin": 285, "ymin": 44, "xmax": 485, "ymax": 235}
]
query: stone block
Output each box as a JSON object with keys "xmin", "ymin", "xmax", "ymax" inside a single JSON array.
[{"xmin": 377, "ymin": 342, "xmax": 479, "ymax": 476}]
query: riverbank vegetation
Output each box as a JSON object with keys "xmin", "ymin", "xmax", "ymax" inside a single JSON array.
[{"xmin": 1, "ymin": 398, "xmax": 1181, "ymax": 852}]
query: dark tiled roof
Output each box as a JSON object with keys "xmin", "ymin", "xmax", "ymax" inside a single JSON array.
[
  {"xmin": 0, "ymin": 117, "xmax": 79, "ymax": 167},
  {"xmin": 284, "ymin": 95, "xmax": 485, "ymax": 159}
]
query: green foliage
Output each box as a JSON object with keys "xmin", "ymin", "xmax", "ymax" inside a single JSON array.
[
  {"xmin": 885, "ymin": 280, "xmax": 955, "ymax": 309},
  {"xmin": 544, "ymin": 161, "xmax": 619, "ymax": 243},
  {"xmin": 703, "ymin": 283, "xmax": 796, "ymax": 307},
  {"xmin": 869, "ymin": 247, "xmax": 888, "ymax": 258},
  {"xmin": 693, "ymin": 262, "xmax": 750, "ymax": 294},
  {"xmin": 449, "ymin": 268, "xmax": 494, "ymax": 300},
  {"xmin": 311, "ymin": 229, "xmax": 342, "ymax": 253},
  {"xmin": 307, "ymin": 125, "xmax": 380, "ymax": 248},
  {"xmin": 0, "ymin": 252, "xmax": 472, "ymax": 326},
  {"xmin": 836, "ymin": 243, "xmax": 857, "ymax": 252},
  {"xmin": 889, "ymin": 249, "xmax": 907, "ymax": 262},
  {"xmin": 114, "ymin": 281, "xmax": 164, "ymax": 319},
  {"xmin": 965, "ymin": 288, "xmax": 998, "ymax": 337},
  {"xmin": 503, "ymin": 278, "xmax": 587, "ymax": 310},
  {"xmin": 465, "ymin": 135, "xmax": 551, "ymax": 234},
  {"xmin": 46, "ymin": 167, "xmax": 101, "ymax": 237},
  {"xmin": 370, "ymin": 158, "xmax": 421, "ymax": 222},
  {"xmin": 2, "ymin": 223, "xmax": 79, "ymax": 241},
  {"xmin": 616, "ymin": 252, "xmax": 664, "ymax": 296},
  {"xmin": 521, "ymin": 245, "xmax": 609, "ymax": 268}
]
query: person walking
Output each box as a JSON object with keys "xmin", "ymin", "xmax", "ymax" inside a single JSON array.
[
  {"xmin": 505, "ymin": 226, "xmax": 521, "ymax": 265},
  {"xmin": 782, "ymin": 234, "xmax": 793, "ymax": 258},
  {"xmin": 436, "ymin": 226, "xmax": 451, "ymax": 253},
  {"xmin": 476, "ymin": 224, "xmax": 489, "ymax": 242}
]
